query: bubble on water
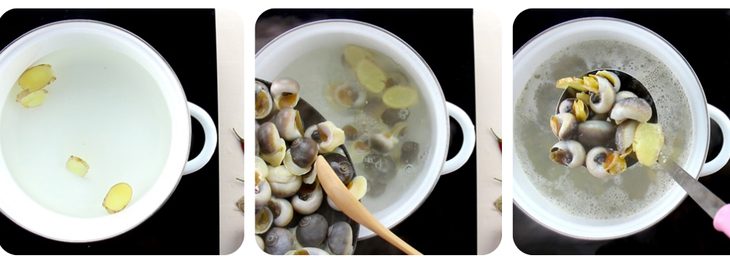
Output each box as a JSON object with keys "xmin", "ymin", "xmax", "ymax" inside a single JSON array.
[
  {"xmin": 418, "ymin": 151, "xmax": 426, "ymax": 161},
  {"xmin": 402, "ymin": 164, "xmax": 416, "ymax": 175},
  {"xmin": 612, "ymin": 176, "xmax": 622, "ymax": 186}
]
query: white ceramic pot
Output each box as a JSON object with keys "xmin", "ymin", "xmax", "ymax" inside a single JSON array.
[
  {"xmin": 0, "ymin": 20, "xmax": 217, "ymax": 242},
  {"xmin": 256, "ymin": 19, "xmax": 476, "ymax": 239},
  {"xmin": 513, "ymin": 17, "xmax": 730, "ymax": 240}
]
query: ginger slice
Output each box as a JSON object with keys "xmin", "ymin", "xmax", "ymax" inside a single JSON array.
[
  {"xmin": 66, "ymin": 155, "xmax": 89, "ymax": 177},
  {"xmin": 103, "ymin": 183, "xmax": 133, "ymax": 214},
  {"xmin": 18, "ymin": 64, "xmax": 56, "ymax": 92}
]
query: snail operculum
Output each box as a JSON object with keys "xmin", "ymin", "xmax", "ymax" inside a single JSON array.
[
  {"xmin": 549, "ymin": 140, "xmax": 586, "ymax": 168},
  {"xmin": 255, "ymin": 206, "xmax": 274, "ymax": 234},
  {"xmin": 604, "ymin": 150, "xmax": 627, "ymax": 176},
  {"xmin": 586, "ymin": 147, "xmax": 626, "ymax": 179},
  {"xmin": 256, "ymin": 80, "xmax": 274, "ymax": 119},
  {"xmin": 270, "ymin": 78, "xmax": 300, "ymax": 110},
  {"xmin": 330, "ymin": 83, "xmax": 366, "ymax": 108}
]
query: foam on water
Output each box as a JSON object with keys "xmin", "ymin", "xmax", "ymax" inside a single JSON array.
[{"xmin": 515, "ymin": 40, "xmax": 693, "ymax": 219}]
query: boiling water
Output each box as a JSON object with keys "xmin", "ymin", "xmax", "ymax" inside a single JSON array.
[
  {"xmin": 279, "ymin": 45, "xmax": 431, "ymax": 213},
  {"xmin": 1, "ymin": 47, "xmax": 172, "ymax": 218},
  {"xmin": 515, "ymin": 40, "xmax": 693, "ymax": 219}
]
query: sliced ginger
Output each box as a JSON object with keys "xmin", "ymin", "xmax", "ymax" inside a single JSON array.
[
  {"xmin": 66, "ymin": 155, "xmax": 89, "ymax": 177},
  {"xmin": 103, "ymin": 182, "xmax": 133, "ymax": 214},
  {"xmin": 382, "ymin": 85, "xmax": 418, "ymax": 109},
  {"xmin": 555, "ymin": 76, "xmax": 598, "ymax": 93},
  {"xmin": 633, "ymin": 123, "xmax": 665, "ymax": 167},
  {"xmin": 16, "ymin": 89, "xmax": 48, "ymax": 108},
  {"xmin": 572, "ymin": 99, "xmax": 589, "ymax": 122},
  {"xmin": 356, "ymin": 59, "xmax": 388, "ymax": 94},
  {"xmin": 16, "ymin": 64, "xmax": 55, "ymax": 108},
  {"xmin": 343, "ymin": 45, "xmax": 373, "ymax": 68},
  {"xmin": 18, "ymin": 64, "xmax": 55, "ymax": 92}
]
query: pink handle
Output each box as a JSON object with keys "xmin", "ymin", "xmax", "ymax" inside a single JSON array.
[{"xmin": 713, "ymin": 205, "xmax": 730, "ymax": 238}]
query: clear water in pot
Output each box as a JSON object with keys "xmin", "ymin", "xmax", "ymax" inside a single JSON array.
[
  {"xmin": 279, "ymin": 44, "xmax": 431, "ymax": 214},
  {"xmin": 1, "ymin": 47, "xmax": 171, "ymax": 218}
]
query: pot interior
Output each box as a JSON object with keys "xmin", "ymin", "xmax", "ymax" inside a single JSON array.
[
  {"xmin": 278, "ymin": 43, "xmax": 434, "ymax": 213},
  {"xmin": 0, "ymin": 23, "xmax": 172, "ymax": 218},
  {"xmin": 513, "ymin": 18, "xmax": 707, "ymax": 238}
]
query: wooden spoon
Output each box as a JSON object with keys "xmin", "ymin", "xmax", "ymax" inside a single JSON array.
[{"xmin": 315, "ymin": 155, "xmax": 422, "ymax": 255}]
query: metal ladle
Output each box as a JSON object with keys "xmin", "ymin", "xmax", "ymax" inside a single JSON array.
[
  {"xmin": 557, "ymin": 70, "xmax": 730, "ymax": 238},
  {"xmin": 557, "ymin": 70, "xmax": 657, "ymax": 167}
]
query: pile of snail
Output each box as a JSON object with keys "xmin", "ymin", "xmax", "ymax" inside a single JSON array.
[
  {"xmin": 255, "ymin": 78, "xmax": 365, "ymax": 255},
  {"xmin": 548, "ymin": 70, "xmax": 660, "ymax": 180}
]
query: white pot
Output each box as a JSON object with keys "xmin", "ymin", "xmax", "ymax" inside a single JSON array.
[
  {"xmin": 513, "ymin": 17, "xmax": 730, "ymax": 240},
  {"xmin": 256, "ymin": 20, "xmax": 476, "ymax": 239},
  {"xmin": 0, "ymin": 20, "xmax": 217, "ymax": 242}
]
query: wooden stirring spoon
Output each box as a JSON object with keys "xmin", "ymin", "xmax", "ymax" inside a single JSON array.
[{"xmin": 315, "ymin": 155, "xmax": 422, "ymax": 255}]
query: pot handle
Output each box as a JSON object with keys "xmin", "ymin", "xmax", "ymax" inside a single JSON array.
[
  {"xmin": 441, "ymin": 102, "xmax": 476, "ymax": 175},
  {"xmin": 701, "ymin": 104, "xmax": 730, "ymax": 177},
  {"xmin": 183, "ymin": 102, "xmax": 218, "ymax": 175}
]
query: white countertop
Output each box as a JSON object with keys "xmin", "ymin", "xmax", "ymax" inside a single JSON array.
[
  {"xmin": 216, "ymin": 9, "xmax": 246, "ymax": 255},
  {"xmin": 474, "ymin": 9, "xmax": 503, "ymax": 255}
]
